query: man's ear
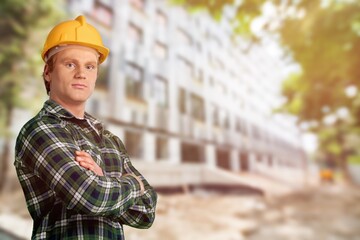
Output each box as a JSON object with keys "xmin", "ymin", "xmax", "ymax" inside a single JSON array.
[{"xmin": 43, "ymin": 64, "xmax": 51, "ymax": 82}]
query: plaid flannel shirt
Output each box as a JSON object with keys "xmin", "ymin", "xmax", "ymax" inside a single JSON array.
[{"xmin": 14, "ymin": 100, "xmax": 157, "ymax": 239}]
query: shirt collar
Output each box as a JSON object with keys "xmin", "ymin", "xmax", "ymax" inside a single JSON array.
[{"xmin": 43, "ymin": 99, "xmax": 104, "ymax": 130}]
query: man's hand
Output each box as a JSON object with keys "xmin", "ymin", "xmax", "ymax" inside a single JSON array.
[{"xmin": 75, "ymin": 150, "xmax": 104, "ymax": 176}]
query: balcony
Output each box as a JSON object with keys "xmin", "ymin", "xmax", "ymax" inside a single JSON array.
[
  {"xmin": 148, "ymin": 59, "xmax": 169, "ymax": 79},
  {"xmin": 154, "ymin": 25, "xmax": 168, "ymax": 43},
  {"xmin": 123, "ymin": 42, "xmax": 146, "ymax": 66},
  {"xmin": 128, "ymin": 3, "xmax": 147, "ymax": 27},
  {"xmin": 155, "ymin": 107, "xmax": 169, "ymax": 131},
  {"xmin": 193, "ymin": 120, "xmax": 207, "ymax": 140},
  {"xmin": 130, "ymin": 108, "xmax": 147, "ymax": 126},
  {"xmin": 179, "ymin": 114, "xmax": 193, "ymax": 137},
  {"xmin": 176, "ymin": 45, "xmax": 194, "ymax": 62},
  {"xmin": 224, "ymin": 130, "xmax": 241, "ymax": 148}
]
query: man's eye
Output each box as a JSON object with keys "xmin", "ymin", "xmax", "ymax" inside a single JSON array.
[
  {"xmin": 86, "ymin": 65, "xmax": 96, "ymax": 70},
  {"xmin": 65, "ymin": 63, "xmax": 76, "ymax": 68}
]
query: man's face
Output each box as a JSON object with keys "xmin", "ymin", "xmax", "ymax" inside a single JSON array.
[{"xmin": 44, "ymin": 47, "xmax": 99, "ymax": 107}]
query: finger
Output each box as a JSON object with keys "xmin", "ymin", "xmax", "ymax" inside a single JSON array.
[
  {"xmin": 75, "ymin": 150, "xmax": 90, "ymax": 157},
  {"xmin": 75, "ymin": 156, "xmax": 94, "ymax": 167},
  {"xmin": 75, "ymin": 156, "xmax": 86, "ymax": 162},
  {"xmin": 79, "ymin": 161, "xmax": 94, "ymax": 171}
]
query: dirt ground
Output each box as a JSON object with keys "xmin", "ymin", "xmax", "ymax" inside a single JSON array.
[
  {"xmin": 1, "ymin": 184, "xmax": 360, "ymax": 240},
  {"xmin": 125, "ymin": 185, "xmax": 360, "ymax": 240}
]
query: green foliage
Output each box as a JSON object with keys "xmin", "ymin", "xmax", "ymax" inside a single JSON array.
[
  {"xmin": 233, "ymin": 0, "xmax": 264, "ymax": 37},
  {"xmin": 0, "ymin": 0, "xmax": 64, "ymax": 135},
  {"xmin": 170, "ymin": 0, "xmax": 266, "ymax": 38},
  {"xmin": 348, "ymin": 155, "xmax": 360, "ymax": 165},
  {"xmin": 279, "ymin": 0, "xmax": 360, "ymax": 122},
  {"xmin": 280, "ymin": 73, "xmax": 306, "ymax": 115},
  {"xmin": 170, "ymin": 0, "xmax": 235, "ymax": 20},
  {"xmin": 278, "ymin": 1, "xmax": 360, "ymax": 179}
]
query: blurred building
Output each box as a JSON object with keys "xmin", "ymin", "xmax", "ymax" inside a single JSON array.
[{"xmin": 66, "ymin": 0, "xmax": 307, "ymax": 185}]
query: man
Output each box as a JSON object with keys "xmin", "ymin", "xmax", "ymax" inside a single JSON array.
[{"xmin": 14, "ymin": 15, "xmax": 157, "ymax": 239}]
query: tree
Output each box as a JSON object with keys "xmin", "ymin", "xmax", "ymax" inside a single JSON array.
[
  {"xmin": 171, "ymin": 0, "xmax": 266, "ymax": 39},
  {"xmin": 0, "ymin": 0, "xmax": 64, "ymax": 191},
  {"xmin": 278, "ymin": 0, "xmax": 360, "ymax": 183},
  {"xmin": 172, "ymin": 0, "xmax": 360, "ymax": 183}
]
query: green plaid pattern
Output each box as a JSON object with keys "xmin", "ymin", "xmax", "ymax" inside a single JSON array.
[{"xmin": 14, "ymin": 100, "xmax": 157, "ymax": 239}]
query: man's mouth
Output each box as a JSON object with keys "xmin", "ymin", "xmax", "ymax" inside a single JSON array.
[{"xmin": 72, "ymin": 83, "xmax": 87, "ymax": 89}]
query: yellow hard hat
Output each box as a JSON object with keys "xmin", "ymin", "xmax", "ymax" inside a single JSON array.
[{"xmin": 41, "ymin": 15, "xmax": 109, "ymax": 64}]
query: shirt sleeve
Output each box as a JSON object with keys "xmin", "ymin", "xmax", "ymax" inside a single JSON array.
[
  {"xmin": 15, "ymin": 119, "xmax": 142, "ymax": 218},
  {"xmin": 112, "ymin": 136, "xmax": 158, "ymax": 229}
]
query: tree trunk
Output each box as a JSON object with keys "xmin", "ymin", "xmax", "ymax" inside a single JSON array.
[
  {"xmin": 0, "ymin": 139, "xmax": 10, "ymax": 192},
  {"xmin": 0, "ymin": 106, "xmax": 13, "ymax": 192},
  {"xmin": 338, "ymin": 151, "xmax": 354, "ymax": 185}
]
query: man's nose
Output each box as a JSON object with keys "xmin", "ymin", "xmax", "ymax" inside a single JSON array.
[{"xmin": 74, "ymin": 66, "xmax": 86, "ymax": 79}]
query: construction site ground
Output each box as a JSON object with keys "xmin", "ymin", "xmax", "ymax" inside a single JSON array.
[{"xmin": 1, "ymin": 172, "xmax": 360, "ymax": 240}]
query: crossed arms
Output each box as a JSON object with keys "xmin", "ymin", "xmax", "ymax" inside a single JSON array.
[{"xmin": 15, "ymin": 118, "xmax": 157, "ymax": 228}]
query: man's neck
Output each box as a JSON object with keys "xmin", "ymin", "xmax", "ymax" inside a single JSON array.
[{"xmin": 50, "ymin": 98, "xmax": 86, "ymax": 119}]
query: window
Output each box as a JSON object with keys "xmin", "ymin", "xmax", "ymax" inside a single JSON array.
[
  {"xmin": 156, "ymin": 137, "xmax": 168, "ymax": 160},
  {"xmin": 176, "ymin": 28, "xmax": 192, "ymax": 46},
  {"xmin": 156, "ymin": 10, "xmax": 167, "ymax": 26},
  {"xmin": 194, "ymin": 69, "xmax": 204, "ymax": 83},
  {"xmin": 208, "ymin": 53, "xmax": 213, "ymax": 67},
  {"xmin": 224, "ymin": 113, "xmax": 230, "ymax": 129},
  {"xmin": 101, "ymin": 35, "xmax": 111, "ymax": 53},
  {"xmin": 153, "ymin": 41, "xmax": 168, "ymax": 59},
  {"xmin": 252, "ymin": 125, "xmax": 261, "ymax": 140},
  {"xmin": 219, "ymin": 109, "xmax": 227, "ymax": 129},
  {"xmin": 96, "ymin": 62, "xmax": 110, "ymax": 89},
  {"xmin": 91, "ymin": 0, "xmax": 113, "ymax": 26},
  {"xmin": 90, "ymin": 99, "xmax": 100, "ymax": 117},
  {"xmin": 216, "ymin": 149, "xmax": 231, "ymax": 170},
  {"xmin": 177, "ymin": 56, "xmax": 194, "ymax": 80},
  {"xmin": 153, "ymin": 76, "xmax": 168, "ymax": 108},
  {"xmin": 128, "ymin": 23, "xmax": 143, "ymax": 43},
  {"xmin": 236, "ymin": 118, "xmax": 247, "ymax": 135},
  {"xmin": 125, "ymin": 131, "xmax": 143, "ymax": 159},
  {"xmin": 209, "ymin": 76, "xmax": 215, "ymax": 87},
  {"xmin": 125, "ymin": 62, "xmax": 144, "ymax": 101},
  {"xmin": 215, "ymin": 81, "xmax": 226, "ymax": 95},
  {"xmin": 214, "ymin": 57, "xmax": 224, "ymax": 71},
  {"xmin": 206, "ymin": 31, "xmax": 221, "ymax": 48},
  {"xmin": 212, "ymin": 35, "xmax": 222, "ymax": 48},
  {"xmin": 195, "ymin": 41, "xmax": 202, "ymax": 53},
  {"xmin": 178, "ymin": 88, "xmax": 186, "ymax": 114},
  {"xmin": 191, "ymin": 94, "xmax": 204, "ymax": 122},
  {"xmin": 236, "ymin": 118, "xmax": 241, "ymax": 132},
  {"xmin": 212, "ymin": 105, "xmax": 219, "ymax": 127},
  {"xmin": 130, "ymin": 0, "xmax": 145, "ymax": 12},
  {"xmin": 181, "ymin": 142, "xmax": 204, "ymax": 163}
]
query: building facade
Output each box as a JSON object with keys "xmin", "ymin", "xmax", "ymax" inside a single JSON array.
[{"xmin": 67, "ymin": 0, "xmax": 307, "ymax": 184}]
